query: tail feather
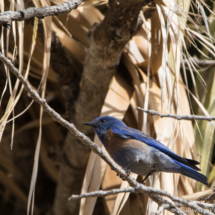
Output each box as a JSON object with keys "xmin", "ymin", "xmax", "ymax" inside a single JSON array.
[
  {"xmin": 175, "ymin": 161, "xmax": 208, "ymax": 185},
  {"xmin": 184, "ymin": 158, "xmax": 201, "ymax": 171},
  {"xmin": 185, "ymin": 158, "xmax": 200, "ymax": 165}
]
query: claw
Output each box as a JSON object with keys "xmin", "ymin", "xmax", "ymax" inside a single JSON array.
[
  {"xmin": 125, "ymin": 169, "xmax": 130, "ymax": 176},
  {"xmin": 116, "ymin": 173, "xmax": 127, "ymax": 181},
  {"xmin": 117, "ymin": 169, "xmax": 130, "ymax": 181}
]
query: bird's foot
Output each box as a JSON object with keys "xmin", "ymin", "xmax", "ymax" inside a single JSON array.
[
  {"xmin": 125, "ymin": 169, "xmax": 130, "ymax": 176},
  {"xmin": 116, "ymin": 174, "xmax": 126, "ymax": 181},
  {"xmin": 116, "ymin": 169, "xmax": 130, "ymax": 181}
]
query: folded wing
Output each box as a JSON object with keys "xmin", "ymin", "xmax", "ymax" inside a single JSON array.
[{"xmin": 112, "ymin": 127, "xmax": 200, "ymax": 171}]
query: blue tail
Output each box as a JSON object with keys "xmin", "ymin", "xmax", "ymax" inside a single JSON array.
[{"xmin": 175, "ymin": 161, "xmax": 208, "ymax": 185}]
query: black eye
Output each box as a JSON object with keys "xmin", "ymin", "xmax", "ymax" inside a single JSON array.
[{"xmin": 100, "ymin": 119, "xmax": 106, "ymax": 123}]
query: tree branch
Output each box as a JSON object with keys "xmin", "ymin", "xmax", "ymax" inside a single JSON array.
[
  {"xmin": 155, "ymin": 204, "xmax": 175, "ymax": 215},
  {"xmin": 69, "ymin": 188, "xmax": 186, "ymax": 215},
  {"xmin": 182, "ymin": 188, "xmax": 215, "ymax": 202},
  {"xmin": 0, "ymin": 52, "xmax": 214, "ymax": 215},
  {"xmin": 69, "ymin": 187, "xmax": 139, "ymax": 200},
  {"xmin": 68, "ymin": 187, "xmax": 215, "ymax": 212},
  {"xmin": 137, "ymin": 108, "xmax": 215, "ymax": 121},
  {"xmin": 0, "ymin": 0, "xmax": 83, "ymax": 27},
  {"xmin": 182, "ymin": 56, "xmax": 215, "ymax": 68}
]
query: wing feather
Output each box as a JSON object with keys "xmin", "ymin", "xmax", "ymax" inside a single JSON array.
[{"xmin": 112, "ymin": 127, "xmax": 200, "ymax": 171}]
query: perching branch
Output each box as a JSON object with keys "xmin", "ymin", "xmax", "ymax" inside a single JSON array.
[
  {"xmin": 0, "ymin": 0, "xmax": 83, "ymax": 27},
  {"xmin": 0, "ymin": 52, "xmax": 214, "ymax": 215},
  {"xmin": 68, "ymin": 187, "xmax": 215, "ymax": 210},
  {"xmin": 137, "ymin": 108, "xmax": 215, "ymax": 121},
  {"xmin": 69, "ymin": 188, "xmax": 186, "ymax": 215}
]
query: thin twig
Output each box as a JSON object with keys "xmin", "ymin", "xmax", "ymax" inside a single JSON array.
[
  {"xmin": 205, "ymin": 192, "xmax": 215, "ymax": 202},
  {"xmin": 0, "ymin": 52, "xmax": 214, "ymax": 215},
  {"xmin": 182, "ymin": 188, "xmax": 215, "ymax": 201},
  {"xmin": 182, "ymin": 56, "xmax": 215, "ymax": 67},
  {"xmin": 0, "ymin": 0, "xmax": 83, "ymax": 28},
  {"xmin": 137, "ymin": 108, "xmax": 215, "ymax": 121},
  {"xmin": 69, "ymin": 187, "xmax": 139, "ymax": 200},
  {"xmin": 68, "ymin": 187, "xmax": 215, "ymax": 210},
  {"xmin": 70, "ymin": 189, "xmax": 186, "ymax": 215},
  {"xmin": 154, "ymin": 204, "xmax": 175, "ymax": 215}
]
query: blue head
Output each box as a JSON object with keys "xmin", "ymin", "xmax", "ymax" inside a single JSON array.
[{"xmin": 83, "ymin": 116, "xmax": 126, "ymax": 143}]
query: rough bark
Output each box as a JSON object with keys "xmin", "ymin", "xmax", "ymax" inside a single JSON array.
[
  {"xmin": 0, "ymin": 0, "xmax": 83, "ymax": 28},
  {"xmin": 50, "ymin": 32, "xmax": 81, "ymax": 118},
  {"xmin": 53, "ymin": 0, "xmax": 153, "ymax": 214}
]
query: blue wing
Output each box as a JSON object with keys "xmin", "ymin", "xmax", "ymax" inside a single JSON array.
[{"xmin": 112, "ymin": 127, "xmax": 200, "ymax": 170}]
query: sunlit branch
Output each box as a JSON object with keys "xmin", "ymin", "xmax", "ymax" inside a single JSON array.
[
  {"xmin": 182, "ymin": 188, "xmax": 215, "ymax": 202},
  {"xmin": 69, "ymin": 187, "xmax": 139, "ymax": 200},
  {"xmin": 182, "ymin": 57, "xmax": 215, "ymax": 67},
  {"xmin": 69, "ymin": 188, "xmax": 186, "ymax": 215},
  {"xmin": 68, "ymin": 187, "xmax": 215, "ymax": 210},
  {"xmin": 0, "ymin": 0, "xmax": 83, "ymax": 27},
  {"xmin": 137, "ymin": 108, "xmax": 215, "ymax": 121}
]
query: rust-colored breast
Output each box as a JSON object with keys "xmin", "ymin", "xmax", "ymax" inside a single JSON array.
[{"xmin": 105, "ymin": 129, "xmax": 127, "ymax": 157}]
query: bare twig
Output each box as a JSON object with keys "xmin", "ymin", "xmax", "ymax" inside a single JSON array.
[
  {"xmin": 182, "ymin": 188, "xmax": 215, "ymax": 202},
  {"xmin": 0, "ymin": 0, "xmax": 83, "ymax": 27},
  {"xmin": 137, "ymin": 108, "xmax": 215, "ymax": 121},
  {"xmin": 68, "ymin": 187, "xmax": 215, "ymax": 211},
  {"xmin": 205, "ymin": 192, "xmax": 215, "ymax": 202},
  {"xmin": 69, "ymin": 187, "xmax": 139, "ymax": 200},
  {"xmin": 0, "ymin": 52, "xmax": 214, "ymax": 215},
  {"xmin": 70, "ymin": 188, "xmax": 186, "ymax": 215},
  {"xmin": 182, "ymin": 56, "xmax": 215, "ymax": 68},
  {"xmin": 154, "ymin": 204, "xmax": 177, "ymax": 215},
  {"xmin": 150, "ymin": 194, "xmax": 185, "ymax": 215}
]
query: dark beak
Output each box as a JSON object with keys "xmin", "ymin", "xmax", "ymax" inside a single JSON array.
[{"xmin": 83, "ymin": 122, "xmax": 95, "ymax": 127}]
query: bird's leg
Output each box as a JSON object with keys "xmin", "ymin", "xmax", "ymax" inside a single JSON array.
[
  {"xmin": 117, "ymin": 157, "xmax": 140, "ymax": 180},
  {"xmin": 117, "ymin": 163, "xmax": 133, "ymax": 179},
  {"xmin": 116, "ymin": 167, "xmax": 131, "ymax": 177},
  {"xmin": 142, "ymin": 172, "xmax": 152, "ymax": 185},
  {"xmin": 123, "ymin": 162, "xmax": 135, "ymax": 176}
]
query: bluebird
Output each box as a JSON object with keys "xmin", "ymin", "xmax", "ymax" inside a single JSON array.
[{"xmin": 83, "ymin": 116, "xmax": 208, "ymax": 185}]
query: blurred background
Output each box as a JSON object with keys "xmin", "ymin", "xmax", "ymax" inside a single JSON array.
[{"xmin": 0, "ymin": 0, "xmax": 215, "ymax": 215}]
